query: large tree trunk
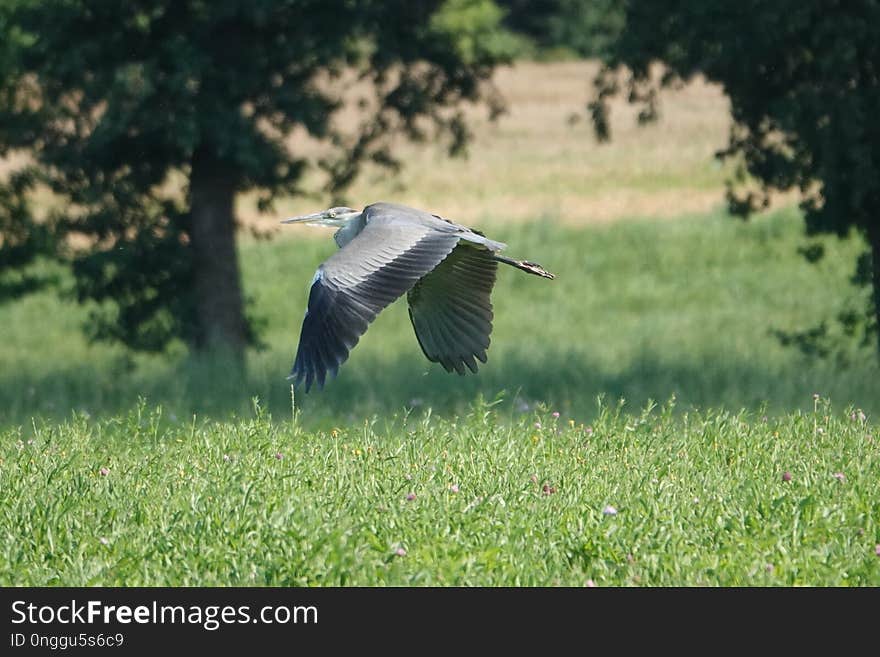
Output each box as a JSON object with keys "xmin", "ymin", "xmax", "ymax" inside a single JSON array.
[{"xmin": 189, "ymin": 145, "xmax": 248, "ymax": 367}]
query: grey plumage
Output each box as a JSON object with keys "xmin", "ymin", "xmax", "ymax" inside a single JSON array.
[
  {"xmin": 408, "ymin": 244, "xmax": 497, "ymax": 375},
  {"xmin": 282, "ymin": 202, "xmax": 554, "ymax": 391}
]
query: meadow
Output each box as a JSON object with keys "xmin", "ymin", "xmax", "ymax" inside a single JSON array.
[
  {"xmin": 1, "ymin": 61, "xmax": 878, "ymax": 585},
  {"xmin": 3, "ymin": 398, "xmax": 878, "ymax": 586},
  {"xmin": 3, "ymin": 207, "xmax": 877, "ymax": 426}
]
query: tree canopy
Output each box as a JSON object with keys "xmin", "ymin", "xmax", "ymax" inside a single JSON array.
[
  {"xmin": 0, "ymin": 3, "xmax": 54, "ymax": 304},
  {"xmin": 592, "ymin": 1, "xmax": 880, "ymax": 356},
  {"xmin": 498, "ymin": 0, "xmax": 624, "ymax": 58},
  {"xmin": 0, "ymin": 0, "xmax": 515, "ymax": 362}
]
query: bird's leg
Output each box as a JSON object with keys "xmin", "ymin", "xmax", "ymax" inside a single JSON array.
[{"xmin": 494, "ymin": 254, "xmax": 556, "ymax": 279}]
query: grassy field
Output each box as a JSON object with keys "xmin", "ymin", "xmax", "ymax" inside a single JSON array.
[
  {"xmin": 2, "ymin": 206, "xmax": 877, "ymax": 426},
  {"xmin": 2, "ymin": 61, "xmax": 878, "ymax": 586},
  {"xmin": 3, "ymin": 207, "xmax": 879, "ymax": 585},
  {"xmin": 2, "ymin": 398, "xmax": 878, "ymax": 586}
]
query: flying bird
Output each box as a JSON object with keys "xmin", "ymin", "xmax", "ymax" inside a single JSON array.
[{"xmin": 282, "ymin": 202, "xmax": 555, "ymax": 391}]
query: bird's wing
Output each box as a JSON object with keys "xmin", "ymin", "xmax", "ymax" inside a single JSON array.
[
  {"xmin": 290, "ymin": 218, "xmax": 461, "ymax": 391},
  {"xmin": 406, "ymin": 243, "xmax": 498, "ymax": 375}
]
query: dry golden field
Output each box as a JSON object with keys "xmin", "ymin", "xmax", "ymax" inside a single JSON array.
[{"xmin": 255, "ymin": 60, "xmax": 741, "ymax": 230}]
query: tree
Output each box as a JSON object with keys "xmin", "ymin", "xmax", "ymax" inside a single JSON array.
[
  {"xmin": 591, "ymin": 1, "xmax": 880, "ymax": 357},
  {"xmin": 498, "ymin": 0, "xmax": 624, "ymax": 58},
  {"xmin": 0, "ymin": 0, "xmax": 514, "ymax": 367},
  {"xmin": 0, "ymin": 2, "xmax": 55, "ymax": 304}
]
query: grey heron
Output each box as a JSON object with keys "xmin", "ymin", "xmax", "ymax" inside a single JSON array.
[{"xmin": 282, "ymin": 202, "xmax": 555, "ymax": 391}]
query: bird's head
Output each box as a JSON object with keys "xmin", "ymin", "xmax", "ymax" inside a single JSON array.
[{"xmin": 281, "ymin": 206, "xmax": 361, "ymax": 228}]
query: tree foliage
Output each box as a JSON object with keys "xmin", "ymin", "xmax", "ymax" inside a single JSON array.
[
  {"xmin": 0, "ymin": 2, "xmax": 55, "ymax": 303},
  {"xmin": 0, "ymin": 0, "xmax": 515, "ymax": 357},
  {"xmin": 498, "ymin": 0, "xmax": 624, "ymax": 58},
  {"xmin": 592, "ymin": 1, "xmax": 880, "ymax": 357}
]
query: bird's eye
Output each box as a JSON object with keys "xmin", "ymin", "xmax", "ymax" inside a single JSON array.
[{"xmin": 329, "ymin": 211, "xmax": 337, "ymax": 218}]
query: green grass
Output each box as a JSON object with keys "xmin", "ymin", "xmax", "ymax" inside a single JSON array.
[
  {"xmin": 2, "ymin": 398, "xmax": 878, "ymax": 585},
  {"xmin": 5, "ymin": 54, "xmax": 876, "ymax": 585},
  {"xmin": 1, "ymin": 206, "xmax": 877, "ymax": 427},
  {"xmin": 3, "ymin": 206, "xmax": 880, "ymax": 585}
]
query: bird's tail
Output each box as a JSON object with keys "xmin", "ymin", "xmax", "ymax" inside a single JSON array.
[{"xmin": 494, "ymin": 254, "xmax": 555, "ymax": 279}]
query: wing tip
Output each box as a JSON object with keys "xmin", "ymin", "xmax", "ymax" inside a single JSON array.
[{"xmin": 288, "ymin": 355, "xmax": 342, "ymax": 393}]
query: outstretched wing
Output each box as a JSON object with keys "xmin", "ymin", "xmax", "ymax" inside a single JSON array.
[
  {"xmin": 407, "ymin": 243, "xmax": 498, "ymax": 375},
  {"xmin": 290, "ymin": 217, "xmax": 461, "ymax": 391}
]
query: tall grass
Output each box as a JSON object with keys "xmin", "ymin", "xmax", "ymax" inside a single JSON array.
[{"xmin": 2, "ymin": 398, "xmax": 877, "ymax": 586}]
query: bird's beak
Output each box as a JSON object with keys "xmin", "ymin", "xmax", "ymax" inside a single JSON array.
[{"xmin": 281, "ymin": 211, "xmax": 326, "ymax": 225}]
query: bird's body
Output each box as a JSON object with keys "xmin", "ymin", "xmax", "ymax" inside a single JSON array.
[{"xmin": 283, "ymin": 202, "xmax": 554, "ymax": 391}]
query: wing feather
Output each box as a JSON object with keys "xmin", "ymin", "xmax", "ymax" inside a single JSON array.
[
  {"xmin": 290, "ymin": 216, "xmax": 461, "ymax": 391},
  {"xmin": 407, "ymin": 243, "xmax": 498, "ymax": 375}
]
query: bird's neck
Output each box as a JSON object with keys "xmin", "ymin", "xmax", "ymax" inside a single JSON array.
[{"xmin": 333, "ymin": 213, "xmax": 366, "ymax": 248}]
